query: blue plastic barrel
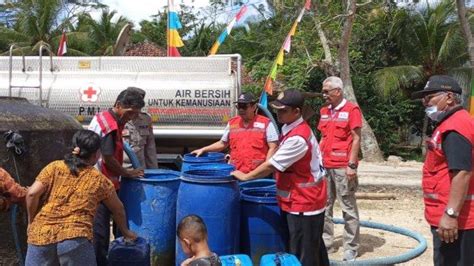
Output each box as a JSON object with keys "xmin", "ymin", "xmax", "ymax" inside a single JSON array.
[
  {"xmin": 239, "ymin": 179, "xmax": 276, "ymax": 191},
  {"xmin": 119, "ymin": 169, "xmax": 180, "ymax": 266},
  {"xmin": 240, "ymin": 188, "xmax": 287, "ymax": 264},
  {"xmin": 176, "ymin": 167, "xmax": 240, "ymax": 265},
  {"xmin": 260, "ymin": 253, "xmax": 301, "ymax": 266},
  {"xmin": 181, "ymin": 152, "xmax": 226, "ymax": 173},
  {"xmin": 108, "ymin": 237, "xmax": 150, "ymax": 266},
  {"xmin": 220, "ymin": 254, "xmax": 253, "ymax": 266}
]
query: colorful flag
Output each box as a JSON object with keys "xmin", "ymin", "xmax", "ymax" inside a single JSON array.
[
  {"xmin": 209, "ymin": 5, "xmax": 248, "ymax": 55},
  {"xmin": 261, "ymin": 3, "xmax": 308, "ymax": 101},
  {"xmin": 167, "ymin": 0, "xmax": 184, "ymax": 57},
  {"xmin": 259, "ymin": 90, "xmax": 268, "ymax": 108},
  {"xmin": 57, "ymin": 31, "xmax": 67, "ymax": 56}
]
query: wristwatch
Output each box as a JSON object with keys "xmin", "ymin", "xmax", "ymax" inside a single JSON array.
[
  {"xmin": 348, "ymin": 162, "xmax": 358, "ymax": 170},
  {"xmin": 444, "ymin": 207, "xmax": 459, "ymax": 218}
]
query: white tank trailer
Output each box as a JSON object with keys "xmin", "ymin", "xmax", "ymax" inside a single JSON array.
[{"xmin": 0, "ymin": 53, "xmax": 242, "ymax": 161}]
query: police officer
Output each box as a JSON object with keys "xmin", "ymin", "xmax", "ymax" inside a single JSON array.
[
  {"xmin": 318, "ymin": 76, "xmax": 362, "ymax": 261},
  {"xmin": 123, "ymin": 87, "xmax": 158, "ymax": 169},
  {"xmin": 192, "ymin": 92, "xmax": 278, "ymax": 174},
  {"xmin": 232, "ymin": 89, "xmax": 329, "ymax": 266},
  {"xmin": 412, "ymin": 75, "xmax": 474, "ymax": 266}
]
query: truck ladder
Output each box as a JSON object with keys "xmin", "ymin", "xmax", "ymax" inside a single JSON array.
[{"xmin": 8, "ymin": 43, "xmax": 54, "ymax": 107}]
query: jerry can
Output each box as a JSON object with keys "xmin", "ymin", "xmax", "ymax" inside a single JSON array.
[
  {"xmin": 259, "ymin": 253, "xmax": 301, "ymax": 266},
  {"xmin": 108, "ymin": 237, "xmax": 150, "ymax": 266},
  {"xmin": 220, "ymin": 254, "xmax": 253, "ymax": 266}
]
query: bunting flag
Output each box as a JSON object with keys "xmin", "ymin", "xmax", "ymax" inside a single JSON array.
[
  {"xmin": 209, "ymin": 5, "xmax": 248, "ymax": 55},
  {"xmin": 57, "ymin": 31, "xmax": 67, "ymax": 56},
  {"xmin": 167, "ymin": 0, "xmax": 184, "ymax": 57},
  {"xmin": 260, "ymin": 2, "xmax": 309, "ymax": 107}
]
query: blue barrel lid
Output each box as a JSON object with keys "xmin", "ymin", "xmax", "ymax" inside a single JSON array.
[
  {"xmin": 123, "ymin": 169, "xmax": 180, "ymax": 182},
  {"xmin": 239, "ymin": 179, "xmax": 276, "ymax": 191},
  {"xmin": 183, "ymin": 152, "xmax": 225, "ymax": 163},
  {"xmin": 188, "ymin": 163, "xmax": 235, "ymax": 173},
  {"xmin": 241, "ymin": 188, "xmax": 277, "ymax": 204},
  {"xmin": 182, "ymin": 168, "xmax": 235, "ymax": 183}
]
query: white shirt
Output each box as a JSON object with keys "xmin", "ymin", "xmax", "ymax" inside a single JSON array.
[
  {"xmin": 269, "ymin": 117, "xmax": 308, "ymax": 172},
  {"xmin": 329, "ymin": 98, "xmax": 347, "ymax": 111},
  {"xmin": 220, "ymin": 119, "xmax": 279, "ymax": 143},
  {"xmin": 269, "ymin": 117, "xmax": 326, "ymax": 216}
]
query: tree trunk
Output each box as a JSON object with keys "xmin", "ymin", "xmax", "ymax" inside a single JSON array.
[
  {"xmin": 338, "ymin": 0, "xmax": 384, "ymax": 162},
  {"xmin": 456, "ymin": 0, "xmax": 474, "ymax": 67}
]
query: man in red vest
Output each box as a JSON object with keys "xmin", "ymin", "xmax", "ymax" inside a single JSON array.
[
  {"xmin": 88, "ymin": 88, "xmax": 145, "ymax": 266},
  {"xmin": 232, "ymin": 89, "xmax": 329, "ymax": 265},
  {"xmin": 412, "ymin": 75, "xmax": 474, "ymax": 265},
  {"xmin": 192, "ymin": 92, "xmax": 278, "ymax": 173},
  {"xmin": 318, "ymin": 76, "xmax": 362, "ymax": 261}
]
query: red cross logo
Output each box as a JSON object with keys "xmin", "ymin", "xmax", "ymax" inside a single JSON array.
[
  {"xmin": 80, "ymin": 85, "xmax": 101, "ymax": 102},
  {"xmin": 84, "ymin": 87, "xmax": 97, "ymax": 99}
]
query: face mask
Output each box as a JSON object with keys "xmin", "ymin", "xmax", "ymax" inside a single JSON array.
[{"xmin": 425, "ymin": 106, "xmax": 444, "ymax": 121}]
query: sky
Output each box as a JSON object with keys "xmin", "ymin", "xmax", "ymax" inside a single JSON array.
[{"xmin": 99, "ymin": 0, "xmax": 211, "ymax": 25}]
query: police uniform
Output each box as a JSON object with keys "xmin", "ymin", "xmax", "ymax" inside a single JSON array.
[{"xmin": 124, "ymin": 113, "xmax": 158, "ymax": 169}]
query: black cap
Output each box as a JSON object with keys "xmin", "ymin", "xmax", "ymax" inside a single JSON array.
[
  {"xmin": 234, "ymin": 92, "xmax": 257, "ymax": 104},
  {"xmin": 126, "ymin": 87, "xmax": 146, "ymax": 99},
  {"xmin": 411, "ymin": 75, "xmax": 462, "ymax": 99},
  {"xmin": 270, "ymin": 89, "xmax": 304, "ymax": 109}
]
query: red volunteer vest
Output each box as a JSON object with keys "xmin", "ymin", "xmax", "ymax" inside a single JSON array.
[
  {"xmin": 275, "ymin": 121, "xmax": 327, "ymax": 213},
  {"xmin": 318, "ymin": 101, "xmax": 360, "ymax": 168},
  {"xmin": 228, "ymin": 115, "xmax": 270, "ymax": 173},
  {"xmin": 423, "ymin": 109, "xmax": 474, "ymax": 229},
  {"xmin": 95, "ymin": 111, "xmax": 124, "ymax": 190}
]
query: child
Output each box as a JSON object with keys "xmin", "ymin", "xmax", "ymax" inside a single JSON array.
[{"xmin": 177, "ymin": 215, "xmax": 222, "ymax": 266}]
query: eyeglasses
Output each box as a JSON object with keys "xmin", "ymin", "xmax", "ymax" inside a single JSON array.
[
  {"xmin": 422, "ymin": 92, "xmax": 446, "ymax": 104},
  {"xmin": 321, "ymin": 87, "xmax": 340, "ymax": 95},
  {"xmin": 235, "ymin": 103, "xmax": 251, "ymax": 109}
]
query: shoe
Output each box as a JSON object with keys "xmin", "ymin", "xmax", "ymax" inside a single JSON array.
[
  {"xmin": 327, "ymin": 247, "xmax": 337, "ymax": 254},
  {"xmin": 343, "ymin": 250, "xmax": 358, "ymax": 261}
]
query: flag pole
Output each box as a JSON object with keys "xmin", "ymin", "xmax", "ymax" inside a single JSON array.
[{"xmin": 167, "ymin": 0, "xmax": 170, "ymax": 57}]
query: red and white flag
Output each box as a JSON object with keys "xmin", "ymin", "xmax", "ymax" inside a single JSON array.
[{"xmin": 57, "ymin": 32, "xmax": 67, "ymax": 56}]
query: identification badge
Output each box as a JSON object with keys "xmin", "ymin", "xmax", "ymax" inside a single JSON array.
[
  {"xmin": 321, "ymin": 114, "xmax": 329, "ymax": 119},
  {"xmin": 338, "ymin": 112, "xmax": 349, "ymax": 119},
  {"xmin": 253, "ymin": 122, "xmax": 265, "ymax": 129}
]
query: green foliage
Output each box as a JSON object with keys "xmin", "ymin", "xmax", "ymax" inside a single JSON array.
[
  {"xmin": 0, "ymin": 0, "xmax": 470, "ymax": 158},
  {"xmin": 74, "ymin": 10, "xmax": 130, "ymax": 55},
  {"xmin": 375, "ymin": 0, "xmax": 468, "ymax": 94}
]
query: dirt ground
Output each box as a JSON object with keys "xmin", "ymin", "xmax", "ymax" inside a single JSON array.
[
  {"xmin": 1, "ymin": 161, "xmax": 432, "ymax": 266},
  {"xmin": 327, "ymin": 160, "xmax": 433, "ymax": 265}
]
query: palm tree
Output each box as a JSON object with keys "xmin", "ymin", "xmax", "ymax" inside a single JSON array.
[
  {"xmin": 75, "ymin": 10, "xmax": 130, "ymax": 55},
  {"xmin": 374, "ymin": 0, "xmax": 468, "ymax": 96},
  {"xmin": 0, "ymin": 0, "xmax": 93, "ymax": 56}
]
